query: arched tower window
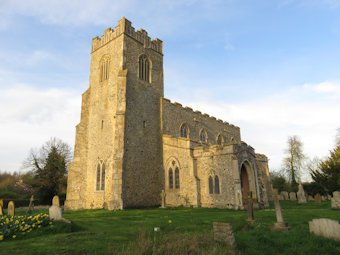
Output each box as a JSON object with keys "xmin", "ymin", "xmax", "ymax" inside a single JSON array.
[
  {"xmin": 175, "ymin": 167, "xmax": 180, "ymax": 189},
  {"xmin": 217, "ymin": 134, "xmax": 222, "ymax": 145},
  {"xmin": 214, "ymin": 176, "xmax": 220, "ymax": 194},
  {"xmin": 100, "ymin": 55, "xmax": 111, "ymax": 82},
  {"xmin": 96, "ymin": 163, "xmax": 101, "ymax": 191},
  {"xmin": 200, "ymin": 129, "xmax": 207, "ymax": 142},
  {"xmin": 180, "ymin": 124, "xmax": 188, "ymax": 138},
  {"xmin": 96, "ymin": 161, "xmax": 106, "ymax": 191},
  {"xmin": 139, "ymin": 55, "xmax": 150, "ymax": 82},
  {"xmin": 169, "ymin": 168, "xmax": 173, "ymax": 189},
  {"xmin": 209, "ymin": 176, "xmax": 213, "ymax": 194}
]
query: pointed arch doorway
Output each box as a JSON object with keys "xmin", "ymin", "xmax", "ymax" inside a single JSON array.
[{"xmin": 241, "ymin": 164, "xmax": 250, "ymax": 199}]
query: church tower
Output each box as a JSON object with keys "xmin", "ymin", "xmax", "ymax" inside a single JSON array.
[{"xmin": 65, "ymin": 18, "xmax": 164, "ymax": 210}]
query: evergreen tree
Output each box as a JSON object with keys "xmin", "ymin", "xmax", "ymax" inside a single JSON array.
[
  {"xmin": 23, "ymin": 138, "xmax": 71, "ymax": 204},
  {"xmin": 310, "ymin": 145, "xmax": 340, "ymax": 194}
]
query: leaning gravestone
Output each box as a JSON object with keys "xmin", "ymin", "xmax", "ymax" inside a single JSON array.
[
  {"xmin": 297, "ymin": 184, "xmax": 307, "ymax": 204},
  {"xmin": 8, "ymin": 201, "xmax": 15, "ymax": 216},
  {"xmin": 27, "ymin": 195, "xmax": 34, "ymax": 214},
  {"xmin": 314, "ymin": 194, "xmax": 322, "ymax": 203},
  {"xmin": 272, "ymin": 189, "xmax": 290, "ymax": 231},
  {"xmin": 213, "ymin": 222, "xmax": 235, "ymax": 246},
  {"xmin": 289, "ymin": 192, "xmax": 297, "ymax": 201},
  {"xmin": 309, "ymin": 218, "xmax": 340, "ymax": 241},
  {"xmin": 331, "ymin": 191, "xmax": 340, "ymax": 208},
  {"xmin": 49, "ymin": 195, "xmax": 62, "ymax": 220}
]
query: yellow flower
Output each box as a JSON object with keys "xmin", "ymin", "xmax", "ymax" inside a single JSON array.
[
  {"xmin": 49, "ymin": 222, "xmax": 52, "ymax": 225},
  {"xmin": 12, "ymin": 235, "xmax": 16, "ymax": 238},
  {"xmin": 168, "ymin": 220, "xmax": 172, "ymax": 224},
  {"xmin": 0, "ymin": 235, "xmax": 3, "ymax": 241}
]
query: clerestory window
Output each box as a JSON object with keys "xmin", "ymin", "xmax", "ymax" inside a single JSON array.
[
  {"xmin": 180, "ymin": 124, "xmax": 188, "ymax": 138},
  {"xmin": 200, "ymin": 130, "xmax": 207, "ymax": 142}
]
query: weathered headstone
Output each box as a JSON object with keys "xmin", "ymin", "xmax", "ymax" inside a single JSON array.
[
  {"xmin": 49, "ymin": 205, "xmax": 62, "ymax": 220},
  {"xmin": 280, "ymin": 191, "xmax": 289, "ymax": 200},
  {"xmin": 160, "ymin": 190, "xmax": 166, "ymax": 208},
  {"xmin": 331, "ymin": 191, "xmax": 340, "ymax": 208},
  {"xmin": 314, "ymin": 193, "xmax": 322, "ymax": 203},
  {"xmin": 308, "ymin": 195, "xmax": 314, "ymax": 201},
  {"xmin": 321, "ymin": 196, "xmax": 326, "ymax": 202},
  {"xmin": 27, "ymin": 195, "xmax": 34, "ymax": 214},
  {"xmin": 297, "ymin": 184, "xmax": 307, "ymax": 204},
  {"xmin": 309, "ymin": 218, "xmax": 340, "ymax": 241},
  {"xmin": 8, "ymin": 201, "xmax": 15, "ymax": 216},
  {"xmin": 327, "ymin": 194, "xmax": 332, "ymax": 201},
  {"xmin": 289, "ymin": 192, "xmax": 297, "ymax": 201},
  {"xmin": 213, "ymin": 222, "xmax": 235, "ymax": 246},
  {"xmin": 247, "ymin": 191, "xmax": 255, "ymax": 223},
  {"xmin": 52, "ymin": 195, "xmax": 60, "ymax": 206},
  {"xmin": 49, "ymin": 196, "xmax": 62, "ymax": 220},
  {"xmin": 272, "ymin": 189, "xmax": 290, "ymax": 231}
]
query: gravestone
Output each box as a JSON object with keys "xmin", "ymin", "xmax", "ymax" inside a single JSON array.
[
  {"xmin": 27, "ymin": 195, "xmax": 34, "ymax": 214},
  {"xmin": 280, "ymin": 191, "xmax": 289, "ymax": 200},
  {"xmin": 49, "ymin": 196, "xmax": 62, "ymax": 220},
  {"xmin": 289, "ymin": 192, "xmax": 297, "ymax": 201},
  {"xmin": 308, "ymin": 195, "xmax": 314, "ymax": 201},
  {"xmin": 321, "ymin": 196, "xmax": 326, "ymax": 201},
  {"xmin": 52, "ymin": 195, "xmax": 60, "ymax": 206},
  {"xmin": 272, "ymin": 189, "xmax": 290, "ymax": 232},
  {"xmin": 297, "ymin": 184, "xmax": 307, "ymax": 204},
  {"xmin": 246, "ymin": 191, "xmax": 255, "ymax": 223},
  {"xmin": 327, "ymin": 194, "xmax": 332, "ymax": 201},
  {"xmin": 160, "ymin": 190, "xmax": 166, "ymax": 208},
  {"xmin": 0, "ymin": 200, "xmax": 3, "ymax": 215},
  {"xmin": 213, "ymin": 222, "xmax": 235, "ymax": 246},
  {"xmin": 309, "ymin": 218, "xmax": 340, "ymax": 241},
  {"xmin": 314, "ymin": 193, "xmax": 322, "ymax": 203},
  {"xmin": 49, "ymin": 205, "xmax": 62, "ymax": 220},
  {"xmin": 331, "ymin": 191, "xmax": 340, "ymax": 208},
  {"xmin": 8, "ymin": 201, "xmax": 15, "ymax": 216}
]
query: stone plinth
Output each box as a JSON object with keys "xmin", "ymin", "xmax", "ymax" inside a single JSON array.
[
  {"xmin": 213, "ymin": 222, "xmax": 235, "ymax": 246},
  {"xmin": 309, "ymin": 218, "xmax": 340, "ymax": 241}
]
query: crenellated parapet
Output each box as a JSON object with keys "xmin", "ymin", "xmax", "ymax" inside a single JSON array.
[{"xmin": 92, "ymin": 17, "xmax": 163, "ymax": 54}]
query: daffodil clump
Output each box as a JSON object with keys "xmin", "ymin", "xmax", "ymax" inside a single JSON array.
[{"xmin": 0, "ymin": 213, "xmax": 52, "ymax": 240}]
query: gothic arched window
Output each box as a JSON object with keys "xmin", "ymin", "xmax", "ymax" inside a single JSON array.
[
  {"xmin": 96, "ymin": 163, "xmax": 101, "ymax": 191},
  {"xmin": 101, "ymin": 163, "xmax": 106, "ymax": 190},
  {"xmin": 217, "ymin": 134, "xmax": 222, "ymax": 145},
  {"xmin": 180, "ymin": 124, "xmax": 188, "ymax": 138},
  {"xmin": 175, "ymin": 167, "xmax": 180, "ymax": 189},
  {"xmin": 214, "ymin": 176, "xmax": 220, "ymax": 194},
  {"xmin": 100, "ymin": 55, "xmax": 110, "ymax": 82},
  {"xmin": 200, "ymin": 130, "xmax": 207, "ymax": 142},
  {"xmin": 169, "ymin": 168, "xmax": 173, "ymax": 189},
  {"xmin": 209, "ymin": 176, "xmax": 213, "ymax": 194},
  {"xmin": 139, "ymin": 55, "xmax": 150, "ymax": 82}
]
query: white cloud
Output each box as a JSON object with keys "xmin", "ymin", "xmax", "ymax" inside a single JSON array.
[
  {"xmin": 0, "ymin": 84, "xmax": 81, "ymax": 172},
  {"xmin": 305, "ymin": 81, "xmax": 340, "ymax": 96}
]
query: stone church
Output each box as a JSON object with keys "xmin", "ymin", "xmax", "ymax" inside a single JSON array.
[{"xmin": 65, "ymin": 18, "xmax": 272, "ymax": 211}]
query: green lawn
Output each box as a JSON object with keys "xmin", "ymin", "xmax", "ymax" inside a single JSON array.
[{"xmin": 0, "ymin": 201, "xmax": 339, "ymax": 255}]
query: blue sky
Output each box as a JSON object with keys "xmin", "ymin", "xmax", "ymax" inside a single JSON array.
[{"xmin": 0, "ymin": 0, "xmax": 340, "ymax": 180}]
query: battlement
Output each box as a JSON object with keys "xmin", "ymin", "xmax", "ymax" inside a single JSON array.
[
  {"xmin": 92, "ymin": 17, "xmax": 163, "ymax": 54},
  {"xmin": 163, "ymin": 97, "xmax": 240, "ymax": 131}
]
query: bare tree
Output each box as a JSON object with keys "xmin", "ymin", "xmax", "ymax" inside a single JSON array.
[{"xmin": 282, "ymin": 135, "xmax": 305, "ymax": 192}]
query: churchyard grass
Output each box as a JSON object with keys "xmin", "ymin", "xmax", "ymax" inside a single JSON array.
[{"xmin": 0, "ymin": 201, "xmax": 339, "ymax": 254}]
